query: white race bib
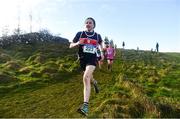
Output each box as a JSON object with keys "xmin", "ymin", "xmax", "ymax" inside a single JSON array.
[{"xmin": 83, "ymin": 45, "xmax": 96, "ymax": 54}]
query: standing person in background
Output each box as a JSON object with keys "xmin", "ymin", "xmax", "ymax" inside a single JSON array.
[
  {"xmin": 122, "ymin": 41, "xmax": 125, "ymax": 49},
  {"xmin": 69, "ymin": 17, "xmax": 104, "ymax": 116},
  {"xmin": 106, "ymin": 42, "xmax": 116, "ymax": 71},
  {"xmin": 156, "ymin": 42, "xmax": 159, "ymax": 53}
]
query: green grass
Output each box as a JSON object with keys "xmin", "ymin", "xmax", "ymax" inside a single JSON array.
[{"xmin": 0, "ymin": 42, "xmax": 180, "ymax": 118}]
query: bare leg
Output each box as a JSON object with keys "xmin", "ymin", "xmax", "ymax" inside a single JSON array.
[
  {"xmin": 107, "ymin": 60, "xmax": 111, "ymax": 70},
  {"xmin": 98, "ymin": 61, "xmax": 101, "ymax": 69},
  {"xmin": 83, "ymin": 65, "xmax": 95, "ymax": 102},
  {"xmin": 110, "ymin": 60, "xmax": 113, "ymax": 71}
]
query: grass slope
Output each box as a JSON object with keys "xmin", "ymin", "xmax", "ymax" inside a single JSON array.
[{"xmin": 0, "ymin": 43, "xmax": 180, "ymax": 118}]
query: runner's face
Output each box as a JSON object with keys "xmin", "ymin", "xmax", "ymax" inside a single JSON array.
[{"xmin": 85, "ymin": 19, "xmax": 94, "ymax": 31}]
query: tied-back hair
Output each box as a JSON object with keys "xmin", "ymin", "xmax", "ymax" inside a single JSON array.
[{"xmin": 85, "ymin": 17, "xmax": 96, "ymax": 28}]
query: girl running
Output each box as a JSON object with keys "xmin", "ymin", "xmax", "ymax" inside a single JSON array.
[
  {"xmin": 106, "ymin": 42, "xmax": 116, "ymax": 71},
  {"xmin": 69, "ymin": 17, "xmax": 104, "ymax": 116}
]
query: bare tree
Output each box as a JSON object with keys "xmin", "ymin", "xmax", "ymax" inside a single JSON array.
[
  {"xmin": 29, "ymin": 10, "xmax": 32, "ymax": 33},
  {"xmin": 1, "ymin": 25, "xmax": 9, "ymax": 37},
  {"xmin": 16, "ymin": 3, "xmax": 21, "ymax": 35},
  {"xmin": 110, "ymin": 39, "xmax": 114, "ymax": 47}
]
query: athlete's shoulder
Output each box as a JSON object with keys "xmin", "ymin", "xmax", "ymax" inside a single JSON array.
[
  {"xmin": 76, "ymin": 31, "xmax": 84, "ymax": 35},
  {"xmin": 75, "ymin": 31, "xmax": 84, "ymax": 38},
  {"xmin": 95, "ymin": 32, "xmax": 101, "ymax": 36},
  {"xmin": 96, "ymin": 33, "xmax": 102, "ymax": 42},
  {"xmin": 73, "ymin": 31, "xmax": 84, "ymax": 43}
]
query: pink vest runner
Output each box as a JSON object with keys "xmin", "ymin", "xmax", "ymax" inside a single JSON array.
[{"xmin": 106, "ymin": 47, "xmax": 114, "ymax": 59}]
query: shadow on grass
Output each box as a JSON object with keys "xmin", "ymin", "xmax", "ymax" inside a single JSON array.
[{"xmin": 0, "ymin": 71, "xmax": 80, "ymax": 98}]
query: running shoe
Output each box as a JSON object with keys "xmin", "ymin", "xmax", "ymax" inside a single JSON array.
[
  {"xmin": 93, "ymin": 79, "xmax": 99, "ymax": 93},
  {"xmin": 77, "ymin": 103, "xmax": 88, "ymax": 116}
]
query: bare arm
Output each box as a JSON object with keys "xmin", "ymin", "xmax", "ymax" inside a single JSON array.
[
  {"xmin": 99, "ymin": 42, "xmax": 104, "ymax": 61},
  {"xmin": 69, "ymin": 32, "xmax": 81, "ymax": 48},
  {"xmin": 69, "ymin": 41, "xmax": 79, "ymax": 48},
  {"xmin": 114, "ymin": 48, "xmax": 116, "ymax": 57}
]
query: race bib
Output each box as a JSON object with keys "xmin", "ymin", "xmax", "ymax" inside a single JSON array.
[{"xmin": 83, "ymin": 45, "xmax": 96, "ymax": 54}]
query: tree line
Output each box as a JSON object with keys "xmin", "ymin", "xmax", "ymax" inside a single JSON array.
[{"xmin": 0, "ymin": 30, "xmax": 69, "ymax": 48}]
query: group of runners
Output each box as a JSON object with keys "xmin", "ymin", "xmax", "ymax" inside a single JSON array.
[{"xmin": 96, "ymin": 40, "xmax": 116, "ymax": 71}]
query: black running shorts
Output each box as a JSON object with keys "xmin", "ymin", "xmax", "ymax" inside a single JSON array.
[{"xmin": 79, "ymin": 54, "xmax": 97, "ymax": 71}]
